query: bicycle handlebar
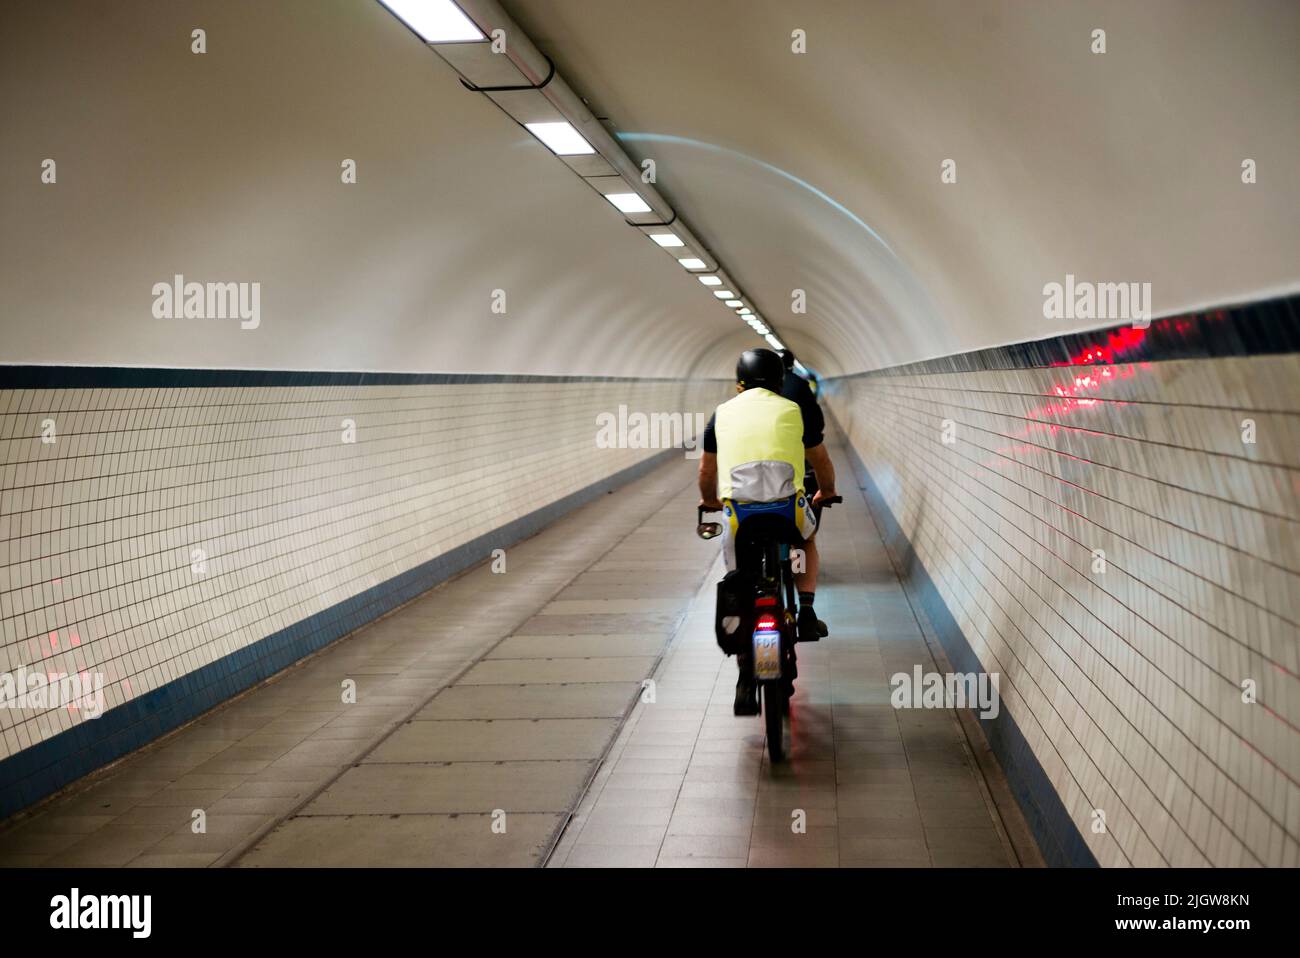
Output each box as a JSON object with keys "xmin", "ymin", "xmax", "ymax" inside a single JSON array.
[{"xmin": 698, "ymin": 495, "xmax": 842, "ymax": 523}]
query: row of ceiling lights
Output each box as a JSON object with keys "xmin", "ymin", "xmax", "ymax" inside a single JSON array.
[{"xmin": 378, "ymin": 0, "xmax": 785, "ymax": 352}]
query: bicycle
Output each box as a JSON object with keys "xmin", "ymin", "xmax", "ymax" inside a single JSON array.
[{"xmin": 698, "ymin": 493, "xmax": 841, "ymax": 761}]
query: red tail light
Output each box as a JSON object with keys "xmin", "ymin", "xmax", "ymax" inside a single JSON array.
[
  {"xmin": 755, "ymin": 614, "xmax": 778, "ymax": 631},
  {"xmin": 755, "ymin": 596, "xmax": 777, "ymax": 608}
]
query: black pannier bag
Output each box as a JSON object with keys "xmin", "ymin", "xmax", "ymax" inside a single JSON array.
[{"xmin": 714, "ymin": 569, "xmax": 756, "ymax": 655}]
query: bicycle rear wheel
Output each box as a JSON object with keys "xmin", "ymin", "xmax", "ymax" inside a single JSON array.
[{"xmin": 763, "ymin": 682, "xmax": 787, "ymax": 762}]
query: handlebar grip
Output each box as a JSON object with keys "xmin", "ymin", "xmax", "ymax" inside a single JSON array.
[{"xmin": 820, "ymin": 495, "xmax": 844, "ymax": 508}]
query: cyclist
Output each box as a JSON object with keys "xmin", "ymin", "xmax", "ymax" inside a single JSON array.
[{"xmin": 698, "ymin": 348, "xmax": 838, "ymax": 715}]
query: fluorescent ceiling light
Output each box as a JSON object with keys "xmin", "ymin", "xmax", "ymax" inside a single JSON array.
[
  {"xmin": 524, "ymin": 121, "xmax": 595, "ymax": 155},
  {"xmin": 679, "ymin": 258, "xmax": 707, "ymax": 270},
  {"xmin": 725, "ymin": 300, "xmax": 743, "ymax": 308},
  {"xmin": 604, "ymin": 192, "xmax": 651, "ymax": 214},
  {"xmin": 649, "ymin": 233, "xmax": 684, "ymax": 247},
  {"xmin": 713, "ymin": 290, "xmax": 735, "ymax": 299},
  {"xmin": 698, "ymin": 275, "xmax": 722, "ymax": 286},
  {"xmin": 379, "ymin": 0, "xmax": 484, "ymax": 42},
  {"xmin": 738, "ymin": 308, "xmax": 752, "ymax": 315},
  {"xmin": 765, "ymin": 334, "xmax": 785, "ymax": 350}
]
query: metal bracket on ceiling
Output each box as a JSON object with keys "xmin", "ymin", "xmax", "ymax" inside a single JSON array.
[
  {"xmin": 458, "ymin": 53, "xmax": 556, "ymax": 93},
  {"xmin": 628, "ymin": 210, "xmax": 678, "ymax": 228}
]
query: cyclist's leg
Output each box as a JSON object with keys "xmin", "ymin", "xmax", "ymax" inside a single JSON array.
[
  {"xmin": 796, "ymin": 536, "xmax": 820, "ymax": 595},
  {"xmin": 794, "ymin": 491, "xmax": 828, "ymax": 639},
  {"xmin": 796, "ymin": 468, "xmax": 822, "ymax": 596},
  {"xmin": 726, "ymin": 503, "xmax": 760, "ymax": 716}
]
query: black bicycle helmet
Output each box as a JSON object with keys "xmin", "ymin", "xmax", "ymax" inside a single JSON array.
[{"xmin": 736, "ymin": 348, "xmax": 784, "ymax": 392}]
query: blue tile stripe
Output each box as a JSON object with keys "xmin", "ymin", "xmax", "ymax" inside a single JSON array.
[
  {"xmin": 0, "ymin": 366, "xmax": 729, "ymax": 389},
  {"xmin": 835, "ymin": 427, "xmax": 1099, "ymax": 867},
  {"xmin": 0, "ymin": 447, "xmax": 680, "ymax": 821}
]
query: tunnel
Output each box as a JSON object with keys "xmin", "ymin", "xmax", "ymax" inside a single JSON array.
[{"xmin": 1, "ymin": 0, "xmax": 1297, "ymax": 918}]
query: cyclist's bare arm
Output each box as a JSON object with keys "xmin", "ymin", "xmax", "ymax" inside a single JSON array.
[
  {"xmin": 806, "ymin": 443, "xmax": 837, "ymax": 502},
  {"xmin": 698, "ymin": 452, "xmax": 723, "ymax": 509}
]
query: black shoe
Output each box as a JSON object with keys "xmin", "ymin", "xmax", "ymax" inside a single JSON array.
[
  {"xmin": 797, "ymin": 605, "xmax": 828, "ymax": 642},
  {"xmin": 734, "ymin": 675, "xmax": 760, "ymax": 716}
]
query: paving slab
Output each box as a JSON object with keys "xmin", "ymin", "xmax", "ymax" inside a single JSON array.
[
  {"xmin": 365, "ymin": 718, "xmax": 621, "ymax": 763},
  {"xmin": 237, "ymin": 813, "xmax": 563, "ymax": 867},
  {"xmin": 457, "ymin": 657, "xmax": 659, "ymax": 684},
  {"xmin": 487, "ymin": 634, "xmax": 667, "ymax": 659},
  {"xmin": 416, "ymin": 683, "xmax": 638, "ymax": 720},
  {"xmin": 513, "ymin": 612, "xmax": 679, "ymax": 635}
]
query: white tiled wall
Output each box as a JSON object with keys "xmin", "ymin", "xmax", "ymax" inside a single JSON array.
[
  {"xmin": 826, "ymin": 354, "xmax": 1299, "ymax": 867},
  {"xmin": 0, "ymin": 378, "xmax": 723, "ymax": 764}
]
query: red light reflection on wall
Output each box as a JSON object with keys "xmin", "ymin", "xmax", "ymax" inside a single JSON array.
[
  {"xmin": 1032, "ymin": 326, "xmax": 1149, "ymax": 419},
  {"xmin": 1059, "ymin": 325, "xmax": 1148, "ymax": 368},
  {"xmin": 991, "ymin": 326, "xmax": 1150, "ymax": 458}
]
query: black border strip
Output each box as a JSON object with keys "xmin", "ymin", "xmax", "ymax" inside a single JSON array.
[
  {"xmin": 838, "ymin": 293, "xmax": 1300, "ymax": 379},
  {"xmin": 0, "ymin": 367, "xmax": 724, "ymax": 390}
]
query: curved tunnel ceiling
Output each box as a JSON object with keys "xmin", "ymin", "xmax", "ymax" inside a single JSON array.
[
  {"xmin": 2, "ymin": 1, "xmax": 1297, "ymax": 380},
  {"xmin": 508, "ymin": 0, "xmax": 1300, "ymax": 376}
]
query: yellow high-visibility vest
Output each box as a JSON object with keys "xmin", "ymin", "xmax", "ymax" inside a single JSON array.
[{"xmin": 713, "ymin": 387, "xmax": 805, "ymax": 502}]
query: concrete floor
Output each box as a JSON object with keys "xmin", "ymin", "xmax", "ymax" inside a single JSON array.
[{"xmin": 0, "ymin": 432, "xmax": 1038, "ymax": 867}]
